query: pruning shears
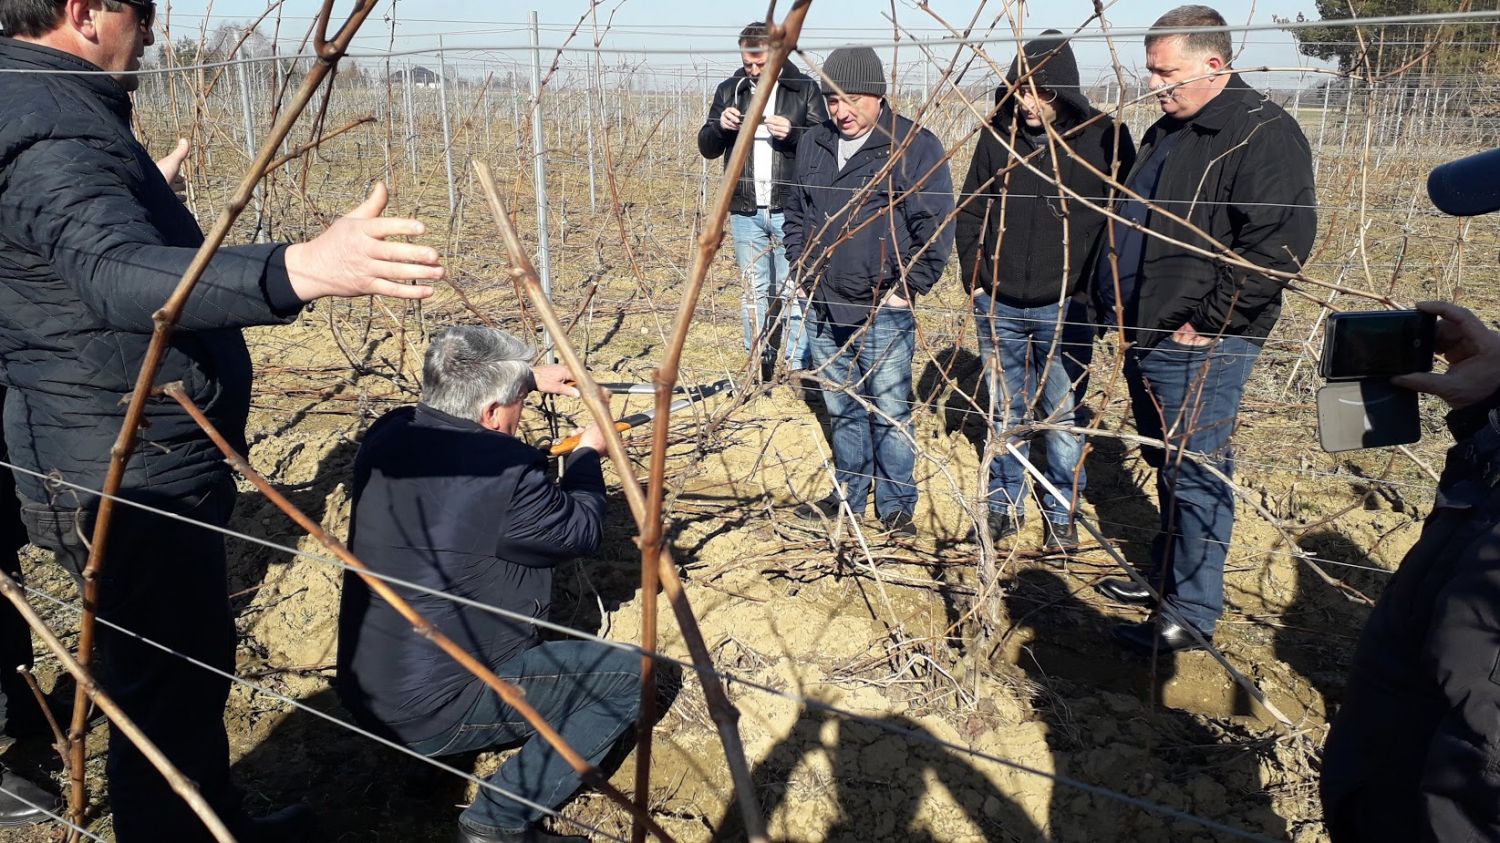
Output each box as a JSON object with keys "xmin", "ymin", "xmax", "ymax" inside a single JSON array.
[{"xmin": 547, "ymin": 378, "xmax": 734, "ymax": 456}]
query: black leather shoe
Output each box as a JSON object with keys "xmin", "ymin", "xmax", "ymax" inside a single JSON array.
[
  {"xmin": 794, "ymin": 495, "xmax": 842, "ymax": 522},
  {"xmin": 457, "ymin": 822, "xmax": 588, "ymax": 843},
  {"xmin": 233, "ymin": 804, "xmax": 313, "ymax": 843},
  {"xmin": 881, "ymin": 511, "xmax": 916, "ymax": 538},
  {"xmin": 1042, "ymin": 520, "xmax": 1079, "ymax": 552},
  {"xmin": 985, "ymin": 511, "xmax": 1020, "ymax": 543},
  {"xmin": 1094, "ymin": 577, "xmax": 1157, "ymax": 607},
  {"xmin": 1113, "ymin": 617, "xmax": 1208, "ymax": 654},
  {"xmin": 0, "ymin": 767, "xmax": 58, "ymax": 827}
]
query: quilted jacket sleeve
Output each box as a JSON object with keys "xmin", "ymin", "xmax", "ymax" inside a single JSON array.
[
  {"xmin": 897, "ymin": 129, "xmax": 955, "ymax": 297},
  {"xmin": 2, "ymin": 137, "xmax": 299, "ymax": 333}
]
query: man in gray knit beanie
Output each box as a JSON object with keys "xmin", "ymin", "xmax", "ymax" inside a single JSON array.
[
  {"xmin": 819, "ymin": 45, "xmax": 886, "ymax": 99},
  {"xmin": 784, "ymin": 45, "xmax": 954, "ymax": 539}
]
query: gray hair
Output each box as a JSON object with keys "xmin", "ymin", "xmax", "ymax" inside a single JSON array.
[
  {"xmin": 421, "ymin": 326, "xmax": 534, "ymax": 421},
  {"xmin": 1146, "ymin": 5, "xmax": 1232, "ymax": 63}
]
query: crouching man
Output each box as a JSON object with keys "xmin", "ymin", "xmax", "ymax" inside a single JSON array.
[{"xmin": 337, "ymin": 326, "xmax": 640, "ymax": 843}]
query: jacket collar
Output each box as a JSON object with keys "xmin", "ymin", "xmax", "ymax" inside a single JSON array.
[
  {"xmin": 1177, "ymin": 73, "xmax": 1257, "ymax": 133},
  {"xmin": 415, "ymin": 402, "xmax": 500, "ymax": 435},
  {"xmin": 0, "ymin": 36, "xmax": 132, "ymax": 121}
]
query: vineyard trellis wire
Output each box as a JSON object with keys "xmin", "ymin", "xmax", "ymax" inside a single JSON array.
[{"xmin": 1, "ymin": 0, "xmax": 1498, "ymax": 840}]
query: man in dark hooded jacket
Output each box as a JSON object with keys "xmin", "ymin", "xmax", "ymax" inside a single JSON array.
[
  {"xmin": 956, "ymin": 31, "xmax": 1135, "ymax": 550},
  {"xmin": 0, "ymin": 1, "xmax": 442, "ymax": 838},
  {"xmin": 699, "ymin": 21, "xmax": 826, "ymax": 371}
]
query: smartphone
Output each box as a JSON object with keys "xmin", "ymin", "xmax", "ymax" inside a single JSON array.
[
  {"xmin": 1319, "ymin": 309, "xmax": 1437, "ymax": 381},
  {"xmin": 1317, "ymin": 380, "xmax": 1421, "ymax": 452}
]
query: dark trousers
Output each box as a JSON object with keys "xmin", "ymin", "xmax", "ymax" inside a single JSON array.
[
  {"xmin": 20, "ymin": 478, "xmax": 239, "ymax": 843},
  {"xmin": 409, "ymin": 641, "xmax": 640, "ymax": 834},
  {"xmin": 0, "ymin": 442, "xmax": 34, "ymax": 743},
  {"xmin": 1322, "ymin": 476, "xmax": 1500, "ymax": 841},
  {"xmin": 1124, "ymin": 336, "xmax": 1260, "ymax": 634}
]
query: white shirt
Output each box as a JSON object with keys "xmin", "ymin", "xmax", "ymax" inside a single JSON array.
[{"xmin": 749, "ymin": 80, "xmax": 779, "ymax": 206}]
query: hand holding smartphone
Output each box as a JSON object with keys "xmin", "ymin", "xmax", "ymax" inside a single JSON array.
[{"xmin": 1316, "ymin": 309, "xmax": 1436, "ymax": 452}]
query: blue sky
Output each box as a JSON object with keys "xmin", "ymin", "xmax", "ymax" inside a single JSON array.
[{"xmin": 158, "ymin": 1, "xmax": 1333, "ymax": 84}]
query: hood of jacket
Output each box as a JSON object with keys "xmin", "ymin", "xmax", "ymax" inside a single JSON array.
[{"xmin": 994, "ymin": 30, "xmax": 1093, "ymax": 130}]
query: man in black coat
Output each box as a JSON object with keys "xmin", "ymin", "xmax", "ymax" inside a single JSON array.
[
  {"xmin": 956, "ymin": 30, "xmax": 1135, "ymax": 551},
  {"xmin": 1321, "ymin": 301, "xmax": 1500, "ymax": 841},
  {"xmin": 1091, "ymin": 5, "xmax": 1317, "ymax": 652},
  {"xmin": 699, "ymin": 21, "xmax": 826, "ymax": 371},
  {"xmin": 0, "ymin": 0, "xmax": 443, "ymax": 838},
  {"xmin": 339, "ymin": 326, "xmax": 638, "ymax": 843},
  {"xmin": 783, "ymin": 46, "xmax": 954, "ymax": 538},
  {"xmin": 1322, "ymin": 150, "xmax": 1500, "ymax": 840}
]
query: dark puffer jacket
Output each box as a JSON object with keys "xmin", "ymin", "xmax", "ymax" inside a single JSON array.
[
  {"xmin": 956, "ymin": 31, "xmax": 1136, "ymax": 307},
  {"xmin": 0, "ymin": 37, "xmax": 304, "ymax": 504},
  {"xmin": 698, "ymin": 62, "xmax": 827, "ymax": 215},
  {"xmin": 338, "ymin": 404, "xmax": 605, "ymax": 743}
]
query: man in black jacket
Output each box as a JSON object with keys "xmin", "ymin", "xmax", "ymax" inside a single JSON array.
[
  {"xmin": 784, "ymin": 46, "xmax": 954, "ymax": 538},
  {"xmin": 339, "ymin": 326, "xmax": 638, "ymax": 843},
  {"xmin": 0, "ymin": 0, "xmax": 443, "ymax": 838},
  {"xmin": 1091, "ymin": 5, "xmax": 1316, "ymax": 652},
  {"xmin": 699, "ymin": 21, "xmax": 826, "ymax": 371},
  {"xmin": 1320, "ymin": 301, "xmax": 1500, "ymax": 841},
  {"xmin": 956, "ymin": 31, "xmax": 1135, "ymax": 551}
]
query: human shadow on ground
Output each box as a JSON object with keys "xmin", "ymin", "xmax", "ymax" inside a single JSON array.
[
  {"xmin": 1003, "ymin": 567, "xmax": 1285, "ymax": 841},
  {"xmin": 232, "ymin": 664, "xmax": 682, "ymax": 841},
  {"xmin": 1274, "ymin": 529, "xmax": 1383, "ymax": 717},
  {"xmin": 224, "ymin": 434, "xmax": 361, "ymax": 616},
  {"xmin": 1074, "ymin": 407, "xmax": 1161, "ymax": 572},
  {"xmin": 230, "ymin": 687, "xmax": 472, "ymax": 841},
  {"xmin": 915, "ymin": 346, "xmax": 987, "ymax": 455},
  {"xmin": 711, "ymin": 706, "xmax": 1043, "ymax": 842}
]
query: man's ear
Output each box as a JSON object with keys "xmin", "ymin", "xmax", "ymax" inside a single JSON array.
[
  {"xmin": 64, "ymin": 0, "xmax": 101, "ymax": 41},
  {"xmin": 1205, "ymin": 53, "xmax": 1226, "ymax": 72},
  {"xmin": 479, "ymin": 401, "xmax": 503, "ymax": 429}
]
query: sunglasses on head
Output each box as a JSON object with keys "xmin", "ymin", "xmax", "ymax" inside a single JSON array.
[{"xmin": 116, "ymin": 0, "xmax": 156, "ymax": 30}]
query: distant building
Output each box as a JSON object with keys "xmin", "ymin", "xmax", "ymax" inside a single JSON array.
[{"xmin": 389, "ymin": 65, "xmax": 440, "ymax": 89}]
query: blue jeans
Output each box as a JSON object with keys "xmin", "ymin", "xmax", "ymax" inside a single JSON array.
[
  {"xmin": 1125, "ymin": 335, "xmax": 1261, "ymax": 634},
  {"xmin": 409, "ymin": 641, "xmax": 641, "ymax": 835},
  {"xmin": 973, "ymin": 293, "xmax": 1092, "ymax": 524},
  {"xmin": 807, "ymin": 305, "xmax": 918, "ymax": 519},
  {"xmin": 730, "ymin": 209, "xmax": 808, "ymax": 367}
]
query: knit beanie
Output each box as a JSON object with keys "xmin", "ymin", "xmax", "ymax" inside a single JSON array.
[{"xmin": 820, "ymin": 46, "xmax": 887, "ymax": 98}]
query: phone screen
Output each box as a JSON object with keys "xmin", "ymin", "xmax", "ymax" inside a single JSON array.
[{"xmin": 1322, "ymin": 310, "xmax": 1436, "ymax": 381}]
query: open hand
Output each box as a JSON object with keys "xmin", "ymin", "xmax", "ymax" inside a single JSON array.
[
  {"xmin": 283, "ymin": 183, "xmax": 441, "ymax": 303},
  {"xmin": 156, "ymin": 138, "xmax": 191, "ymax": 204}
]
